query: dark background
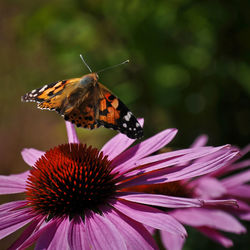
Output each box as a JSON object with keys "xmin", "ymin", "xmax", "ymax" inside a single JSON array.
[{"xmin": 0, "ymin": 0, "xmax": 249, "ymax": 249}]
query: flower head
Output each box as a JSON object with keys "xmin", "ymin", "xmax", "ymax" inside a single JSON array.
[
  {"xmin": 0, "ymin": 123, "xmax": 239, "ymax": 249},
  {"xmin": 128, "ymin": 135, "xmax": 249, "ymax": 249}
]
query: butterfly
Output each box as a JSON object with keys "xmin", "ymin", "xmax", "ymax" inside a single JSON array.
[{"xmin": 21, "ymin": 58, "xmax": 143, "ymax": 139}]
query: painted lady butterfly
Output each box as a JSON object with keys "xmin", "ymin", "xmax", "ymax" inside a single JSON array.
[{"xmin": 21, "ymin": 57, "xmax": 143, "ymax": 139}]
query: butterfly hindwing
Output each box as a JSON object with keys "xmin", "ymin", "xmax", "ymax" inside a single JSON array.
[{"xmin": 97, "ymin": 85, "xmax": 143, "ymax": 139}]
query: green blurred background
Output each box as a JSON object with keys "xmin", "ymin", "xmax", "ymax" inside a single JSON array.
[{"xmin": 0, "ymin": 0, "xmax": 249, "ymax": 249}]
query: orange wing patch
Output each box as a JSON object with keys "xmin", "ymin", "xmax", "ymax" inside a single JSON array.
[{"xmin": 64, "ymin": 105, "xmax": 98, "ymax": 130}]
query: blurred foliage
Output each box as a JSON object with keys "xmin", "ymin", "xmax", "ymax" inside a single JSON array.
[{"xmin": 0, "ymin": 0, "xmax": 250, "ymax": 249}]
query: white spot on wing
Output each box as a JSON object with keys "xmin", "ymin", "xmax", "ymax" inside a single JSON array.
[
  {"xmin": 39, "ymin": 85, "xmax": 48, "ymax": 93},
  {"xmin": 124, "ymin": 111, "xmax": 132, "ymax": 121},
  {"xmin": 123, "ymin": 123, "xmax": 127, "ymax": 128}
]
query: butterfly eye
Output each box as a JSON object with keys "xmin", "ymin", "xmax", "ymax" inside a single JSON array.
[{"xmin": 80, "ymin": 76, "xmax": 94, "ymax": 86}]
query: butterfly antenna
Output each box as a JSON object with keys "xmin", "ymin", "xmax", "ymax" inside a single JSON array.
[
  {"xmin": 97, "ymin": 60, "xmax": 130, "ymax": 74},
  {"xmin": 80, "ymin": 54, "xmax": 92, "ymax": 73}
]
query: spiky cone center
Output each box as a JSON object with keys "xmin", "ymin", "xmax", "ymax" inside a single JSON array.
[{"xmin": 26, "ymin": 143, "xmax": 117, "ymax": 219}]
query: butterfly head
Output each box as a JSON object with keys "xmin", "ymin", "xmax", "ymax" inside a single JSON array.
[{"xmin": 80, "ymin": 73, "xmax": 99, "ymax": 86}]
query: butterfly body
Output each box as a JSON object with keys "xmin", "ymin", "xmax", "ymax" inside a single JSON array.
[{"xmin": 22, "ymin": 73, "xmax": 143, "ymax": 139}]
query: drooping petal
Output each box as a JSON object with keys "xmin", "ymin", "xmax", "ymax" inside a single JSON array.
[
  {"xmin": 85, "ymin": 210, "xmax": 126, "ymax": 250},
  {"xmin": 104, "ymin": 208, "xmax": 158, "ymax": 250},
  {"xmin": 0, "ymin": 172, "xmax": 28, "ymax": 194},
  {"xmin": 21, "ymin": 148, "xmax": 44, "ymax": 167},
  {"xmin": 101, "ymin": 119, "xmax": 144, "ymax": 161},
  {"xmin": 65, "ymin": 121, "xmax": 79, "ymax": 144},
  {"xmin": 198, "ymin": 227, "xmax": 233, "ymax": 248},
  {"xmin": 113, "ymin": 200, "xmax": 186, "ymax": 237},
  {"xmin": 68, "ymin": 216, "xmax": 88, "ymax": 250},
  {"xmin": 112, "ymin": 128, "xmax": 177, "ymax": 174},
  {"xmin": 0, "ymin": 207, "xmax": 35, "ymax": 240},
  {"xmin": 35, "ymin": 217, "xmax": 69, "ymax": 250},
  {"xmin": 118, "ymin": 192, "xmax": 203, "ymax": 208},
  {"xmin": 171, "ymin": 208, "xmax": 246, "ymax": 234},
  {"xmin": 160, "ymin": 230, "xmax": 185, "ymax": 250}
]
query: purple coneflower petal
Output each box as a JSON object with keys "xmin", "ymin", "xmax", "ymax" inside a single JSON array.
[
  {"xmin": 112, "ymin": 128, "xmax": 178, "ymax": 174},
  {"xmin": 68, "ymin": 217, "xmax": 88, "ymax": 250},
  {"xmin": 9, "ymin": 217, "xmax": 43, "ymax": 250},
  {"xmin": 0, "ymin": 172, "xmax": 28, "ymax": 194},
  {"xmin": 66, "ymin": 121, "xmax": 80, "ymax": 144},
  {"xmin": 36, "ymin": 218, "xmax": 69, "ymax": 250},
  {"xmin": 85, "ymin": 210, "xmax": 126, "ymax": 250},
  {"xmin": 171, "ymin": 208, "xmax": 246, "ymax": 234},
  {"xmin": 104, "ymin": 209, "xmax": 158, "ymax": 250},
  {"xmin": 101, "ymin": 119, "xmax": 144, "ymax": 161},
  {"xmin": 190, "ymin": 177, "xmax": 227, "ymax": 199},
  {"xmin": 21, "ymin": 148, "xmax": 44, "ymax": 167},
  {"xmin": 118, "ymin": 192, "xmax": 203, "ymax": 208},
  {"xmin": 121, "ymin": 147, "xmax": 238, "ymax": 188},
  {"xmin": 0, "ymin": 207, "xmax": 35, "ymax": 240},
  {"xmin": 123, "ymin": 146, "xmax": 221, "ymax": 179},
  {"xmin": 0, "ymin": 200, "xmax": 27, "ymax": 215},
  {"xmin": 114, "ymin": 200, "xmax": 186, "ymax": 237},
  {"xmin": 198, "ymin": 227, "xmax": 233, "ymax": 248},
  {"xmin": 222, "ymin": 169, "xmax": 250, "ymax": 188},
  {"xmin": 191, "ymin": 134, "xmax": 208, "ymax": 148},
  {"xmin": 19, "ymin": 219, "xmax": 60, "ymax": 249},
  {"xmin": 227, "ymin": 185, "xmax": 250, "ymax": 198},
  {"xmin": 227, "ymin": 159, "xmax": 250, "ymax": 172},
  {"xmin": 160, "ymin": 230, "xmax": 185, "ymax": 250}
]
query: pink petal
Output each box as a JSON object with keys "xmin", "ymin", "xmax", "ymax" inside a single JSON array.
[
  {"xmin": 227, "ymin": 159, "xmax": 250, "ymax": 172},
  {"xmin": 191, "ymin": 135, "xmax": 208, "ymax": 148},
  {"xmin": 65, "ymin": 121, "xmax": 79, "ymax": 144},
  {"xmin": 171, "ymin": 208, "xmax": 246, "ymax": 234},
  {"xmin": 104, "ymin": 208, "xmax": 158, "ymax": 250},
  {"xmin": 68, "ymin": 216, "xmax": 88, "ymax": 250},
  {"xmin": 21, "ymin": 148, "xmax": 44, "ymax": 167},
  {"xmin": 85, "ymin": 210, "xmax": 126, "ymax": 250},
  {"xmin": 8, "ymin": 217, "xmax": 43, "ymax": 250},
  {"xmin": 35, "ymin": 217, "xmax": 69, "ymax": 250},
  {"xmin": 20, "ymin": 219, "xmax": 60, "ymax": 249},
  {"xmin": 0, "ymin": 200, "xmax": 27, "ymax": 214},
  {"xmin": 239, "ymin": 212, "xmax": 250, "ymax": 221},
  {"xmin": 241, "ymin": 144, "xmax": 250, "ymax": 156},
  {"xmin": 227, "ymin": 184, "xmax": 250, "ymax": 198},
  {"xmin": 0, "ymin": 172, "xmax": 28, "ymax": 194},
  {"xmin": 190, "ymin": 177, "xmax": 227, "ymax": 199},
  {"xmin": 198, "ymin": 227, "xmax": 233, "ymax": 248},
  {"xmin": 0, "ymin": 207, "xmax": 35, "ymax": 240},
  {"xmin": 118, "ymin": 192, "xmax": 203, "ymax": 208},
  {"xmin": 123, "ymin": 146, "xmax": 219, "ymax": 179},
  {"xmin": 120, "ymin": 147, "xmax": 238, "ymax": 188},
  {"xmin": 112, "ymin": 128, "xmax": 178, "ymax": 174},
  {"xmin": 113, "ymin": 200, "xmax": 186, "ymax": 237},
  {"xmin": 160, "ymin": 230, "xmax": 185, "ymax": 250},
  {"xmin": 101, "ymin": 119, "xmax": 144, "ymax": 161},
  {"xmin": 222, "ymin": 169, "xmax": 250, "ymax": 188}
]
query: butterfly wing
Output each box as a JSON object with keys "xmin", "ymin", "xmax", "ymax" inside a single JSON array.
[
  {"xmin": 21, "ymin": 78, "xmax": 82, "ymax": 112},
  {"xmin": 96, "ymin": 83, "xmax": 143, "ymax": 139}
]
